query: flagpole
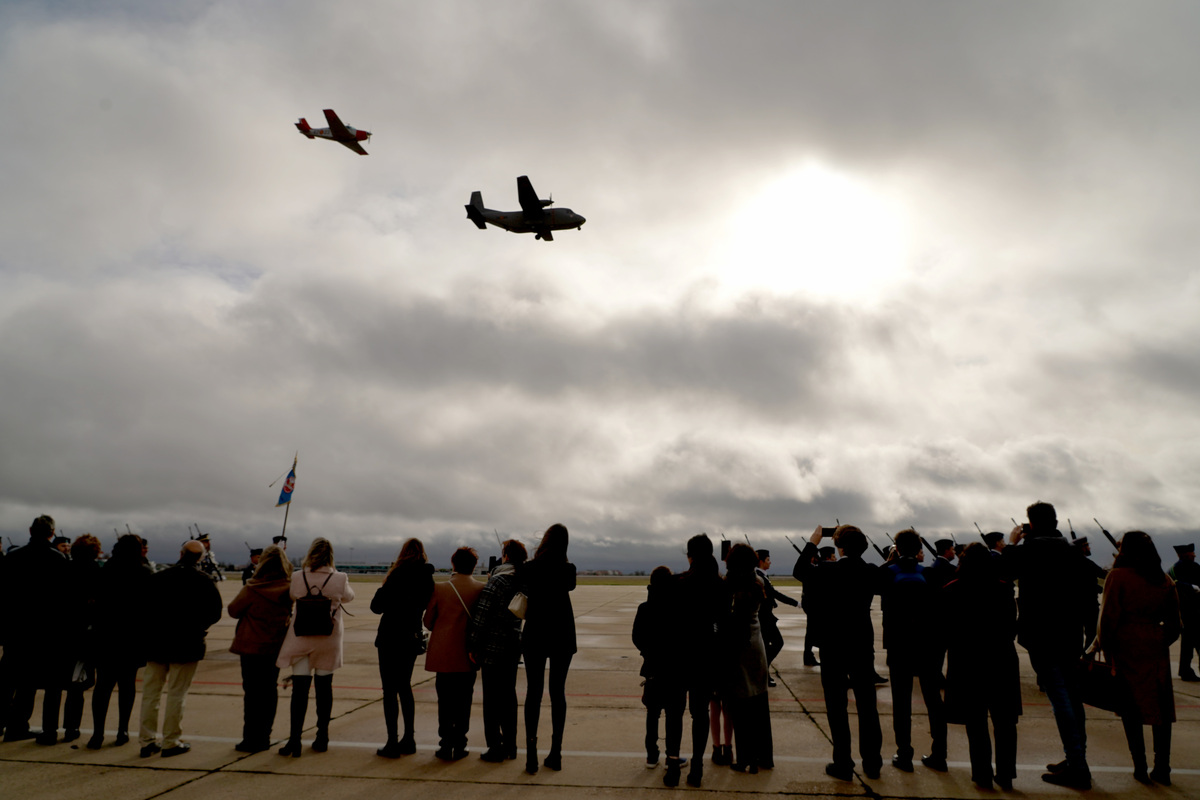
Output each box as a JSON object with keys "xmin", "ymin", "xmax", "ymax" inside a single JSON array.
[{"xmin": 280, "ymin": 500, "xmax": 291, "ymax": 540}]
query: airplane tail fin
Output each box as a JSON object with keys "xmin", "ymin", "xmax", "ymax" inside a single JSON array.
[
  {"xmin": 295, "ymin": 118, "xmax": 314, "ymax": 138},
  {"xmin": 465, "ymin": 191, "xmax": 487, "ymax": 229}
]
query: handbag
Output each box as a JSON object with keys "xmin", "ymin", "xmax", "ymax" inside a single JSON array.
[
  {"xmin": 1076, "ymin": 651, "xmax": 1130, "ymax": 713},
  {"xmin": 294, "ymin": 571, "xmax": 335, "ymax": 637},
  {"xmin": 507, "ymin": 590, "xmax": 528, "ymax": 619}
]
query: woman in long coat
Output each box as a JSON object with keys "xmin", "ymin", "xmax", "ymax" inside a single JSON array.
[
  {"xmin": 720, "ymin": 543, "xmax": 771, "ymax": 774},
  {"xmin": 276, "ymin": 538, "xmax": 354, "ymax": 757},
  {"xmin": 228, "ymin": 545, "xmax": 293, "ymax": 752},
  {"xmin": 423, "ymin": 547, "xmax": 484, "ymax": 760},
  {"xmin": 942, "ymin": 543, "xmax": 1021, "ymax": 790},
  {"xmin": 62, "ymin": 534, "xmax": 103, "ymax": 742},
  {"xmin": 87, "ymin": 534, "xmax": 153, "ymax": 750},
  {"xmin": 371, "ymin": 538, "xmax": 434, "ymax": 757},
  {"xmin": 517, "ymin": 523, "xmax": 577, "ymax": 774},
  {"xmin": 1096, "ymin": 530, "xmax": 1181, "ymax": 785}
]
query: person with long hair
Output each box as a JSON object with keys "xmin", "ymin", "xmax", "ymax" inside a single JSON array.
[
  {"xmin": 424, "ymin": 546, "xmax": 484, "ymax": 760},
  {"xmin": 228, "ymin": 545, "xmax": 293, "ymax": 752},
  {"xmin": 721, "ymin": 543, "xmax": 771, "ymax": 773},
  {"xmin": 943, "ymin": 542, "xmax": 1021, "ymax": 790},
  {"xmin": 276, "ymin": 538, "xmax": 355, "ymax": 757},
  {"xmin": 61, "ymin": 534, "xmax": 103, "ymax": 743},
  {"xmin": 467, "ymin": 538, "xmax": 528, "ymax": 762},
  {"xmin": 371, "ymin": 538, "xmax": 434, "ymax": 757},
  {"xmin": 517, "ymin": 523, "xmax": 577, "ymax": 774},
  {"xmin": 87, "ymin": 534, "xmax": 152, "ymax": 749},
  {"xmin": 1096, "ymin": 531, "xmax": 1181, "ymax": 785}
]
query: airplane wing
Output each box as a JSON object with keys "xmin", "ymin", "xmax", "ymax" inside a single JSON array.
[
  {"xmin": 517, "ymin": 175, "xmax": 545, "ymax": 219},
  {"xmin": 338, "ymin": 139, "xmax": 369, "ymax": 155},
  {"xmin": 323, "ymin": 109, "xmax": 353, "ymax": 140}
]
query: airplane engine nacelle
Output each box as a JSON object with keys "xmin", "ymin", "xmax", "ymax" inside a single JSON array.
[{"xmin": 355, "ymin": 129, "xmax": 370, "ymax": 141}]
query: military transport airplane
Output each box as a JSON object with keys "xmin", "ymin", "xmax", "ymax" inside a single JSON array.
[
  {"xmin": 295, "ymin": 109, "xmax": 371, "ymax": 155},
  {"xmin": 465, "ymin": 176, "xmax": 586, "ymax": 241}
]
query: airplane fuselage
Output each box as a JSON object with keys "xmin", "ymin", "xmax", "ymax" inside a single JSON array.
[{"xmin": 480, "ymin": 207, "xmax": 586, "ymax": 234}]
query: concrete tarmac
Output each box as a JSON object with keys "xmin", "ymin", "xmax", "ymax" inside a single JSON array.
[{"xmin": 2, "ymin": 579, "xmax": 1197, "ymax": 799}]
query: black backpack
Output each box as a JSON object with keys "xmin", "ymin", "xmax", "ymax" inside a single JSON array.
[{"xmin": 294, "ymin": 571, "xmax": 335, "ymax": 637}]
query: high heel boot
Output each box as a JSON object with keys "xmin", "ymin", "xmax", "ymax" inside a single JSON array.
[
  {"xmin": 312, "ymin": 674, "xmax": 333, "ymax": 752},
  {"xmin": 278, "ymin": 675, "xmax": 311, "ymax": 757},
  {"xmin": 525, "ymin": 737, "xmax": 538, "ymax": 774}
]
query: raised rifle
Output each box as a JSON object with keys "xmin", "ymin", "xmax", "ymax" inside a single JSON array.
[
  {"xmin": 784, "ymin": 534, "xmax": 802, "ymax": 554},
  {"xmin": 1093, "ymin": 518, "xmax": 1120, "ymax": 551},
  {"xmin": 974, "ymin": 521, "xmax": 987, "ymax": 545},
  {"xmin": 914, "ymin": 524, "xmax": 938, "ymax": 557},
  {"xmin": 866, "ymin": 534, "xmax": 888, "ymax": 560}
]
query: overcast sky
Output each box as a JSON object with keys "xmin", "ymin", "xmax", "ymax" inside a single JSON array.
[{"xmin": 2, "ymin": 1, "xmax": 1199, "ymax": 571}]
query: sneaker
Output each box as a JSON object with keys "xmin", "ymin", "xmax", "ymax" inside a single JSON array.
[
  {"xmin": 645, "ymin": 750, "xmax": 660, "ymax": 768},
  {"xmin": 162, "ymin": 743, "xmax": 191, "ymax": 758},
  {"xmin": 767, "ymin": 677, "xmax": 777, "ymax": 687}
]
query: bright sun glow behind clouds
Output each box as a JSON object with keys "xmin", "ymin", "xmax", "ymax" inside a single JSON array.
[{"xmin": 719, "ymin": 162, "xmax": 911, "ymax": 302}]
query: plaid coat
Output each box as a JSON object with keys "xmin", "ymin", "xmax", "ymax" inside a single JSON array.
[{"xmin": 467, "ymin": 564, "xmax": 523, "ymax": 667}]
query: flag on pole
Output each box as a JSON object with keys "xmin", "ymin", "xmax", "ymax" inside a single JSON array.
[{"xmin": 276, "ymin": 456, "xmax": 297, "ymax": 507}]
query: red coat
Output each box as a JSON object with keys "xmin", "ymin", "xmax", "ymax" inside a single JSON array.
[
  {"xmin": 1097, "ymin": 567, "xmax": 1181, "ymax": 725},
  {"xmin": 423, "ymin": 574, "xmax": 484, "ymax": 673},
  {"xmin": 228, "ymin": 577, "xmax": 292, "ymax": 657}
]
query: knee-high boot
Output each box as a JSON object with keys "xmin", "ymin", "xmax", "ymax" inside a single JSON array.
[
  {"xmin": 312, "ymin": 674, "xmax": 333, "ymax": 752},
  {"xmin": 1150, "ymin": 723, "xmax": 1172, "ymax": 785},
  {"xmin": 278, "ymin": 676, "xmax": 311, "ymax": 757}
]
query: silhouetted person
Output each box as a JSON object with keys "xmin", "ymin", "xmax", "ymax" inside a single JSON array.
[
  {"xmin": 755, "ymin": 549, "xmax": 798, "ymax": 685},
  {"xmin": 1098, "ymin": 531, "xmax": 1181, "ymax": 785},
  {"xmin": 241, "ymin": 548, "xmax": 262, "ymax": 585},
  {"xmin": 1, "ymin": 515, "xmax": 69, "ymax": 744},
  {"xmin": 1168, "ymin": 543, "xmax": 1200, "ymax": 681},
  {"xmin": 424, "ymin": 547, "xmax": 484, "ymax": 761},
  {"xmin": 61, "ymin": 534, "xmax": 103, "ymax": 743},
  {"xmin": 633, "ymin": 566, "xmax": 676, "ymax": 769},
  {"xmin": 944, "ymin": 543, "xmax": 1021, "ymax": 790},
  {"xmin": 879, "ymin": 529, "xmax": 946, "ymax": 774},
  {"xmin": 1002, "ymin": 501, "xmax": 1093, "ymax": 789},
  {"xmin": 723, "ymin": 543, "xmax": 772, "ymax": 773},
  {"xmin": 518, "ymin": 524, "xmax": 577, "ymax": 774},
  {"xmin": 87, "ymin": 534, "xmax": 152, "ymax": 749},
  {"xmin": 793, "ymin": 525, "xmax": 882, "ymax": 781},
  {"xmin": 1072, "ymin": 537, "xmax": 1107, "ymax": 649},
  {"xmin": 372, "ymin": 538, "xmax": 434, "ymax": 758}
]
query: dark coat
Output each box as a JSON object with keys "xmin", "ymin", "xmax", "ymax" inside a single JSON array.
[
  {"xmin": 228, "ymin": 576, "xmax": 293, "ymax": 657},
  {"xmin": 999, "ymin": 532, "xmax": 1090, "ymax": 659},
  {"xmin": 0, "ymin": 538, "xmax": 69, "ymax": 654},
  {"xmin": 91, "ymin": 557, "xmax": 154, "ymax": 668},
  {"xmin": 143, "ymin": 562, "xmax": 224, "ymax": 664},
  {"xmin": 670, "ymin": 557, "xmax": 726, "ymax": 684},
  {"xmin": 942, "ymin": 571, "xmax": 1021, "ymax": 723},
  {"xmin": 1097, "ymin": 567, "xmax": 1181, "ymax": 725},
  {"xmin": 632, "ymin": 584, "xmax": 674, "ymax": 679},
  {"xmin": 64, "ymin": 558, "xmax": 103, "ymax": 662},
  {"xmin": 792, "ymin": 541, "xmax": 878, "ymax": 661},
  {"xmin": 518, "ymin": 559, "xmax": 577, "ymax": 657},
  {"xmin": 371, "ymin": 561, "xmax": 435, "ymax": 654},
  {"xmin": 879, "ymin": 557, "xmax": 941, "ymax": 668},
  {"xmin": 1169, "ymin": 557, "xmax": 1200, "ymax": 625}
]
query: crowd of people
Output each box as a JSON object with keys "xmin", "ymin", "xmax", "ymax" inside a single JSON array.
[{"xmin": 0, "ymin": 504, "xmax": 1196, "ymax": 792}]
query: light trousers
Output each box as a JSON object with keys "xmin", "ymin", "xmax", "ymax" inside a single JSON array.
[{"xmin": 139, "ymin": 661, "xmax": 198, "ymax": 749}]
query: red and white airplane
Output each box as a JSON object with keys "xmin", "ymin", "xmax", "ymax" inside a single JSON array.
[{"xmin": 295, "ymin": 109, "xmax": 371, "ymax": 155}]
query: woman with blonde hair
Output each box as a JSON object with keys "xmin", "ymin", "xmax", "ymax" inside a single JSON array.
[
  {"xmin": 371, "ymin": 538, "xmax": 434, "ymax": 757},
  {"xmin": 228, "ymin": 545, "xmax": 293, "ymax": 752},
  {"xmin": 276, "ymin": 538, "xmax": 354, "ymax": 757}
]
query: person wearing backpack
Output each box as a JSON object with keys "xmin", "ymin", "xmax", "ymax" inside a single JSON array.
[
  {"xmin": 276, "ymin": 538, "xmax": 355, "ymax": 757},
  {"xmin": 879, "ymin": 529, "xmax": 947, "ymax": 774}
]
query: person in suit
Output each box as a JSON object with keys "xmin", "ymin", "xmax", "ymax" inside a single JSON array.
[
  {"xmin": 793, "ymin": 524, "xmax": 883, "ymax": 781},
  {"xmin": 424, "ymin": 546, "xmax": 484, "ymax": 761},
  {"xmin": 371, "ymin": 538, "xmax": 435, "ymax": 758},
  {"xmin": 755, "ymin": 549, "xmax": 798, "ymax": 686},
  {"xmin": 228, "ymin": 545, "xmax": 293, "ymax": 753},
  {"xmin": 138, "ymin": 540, "xmax": 224, "ymax": 758},
  {"xmin": 275, "ymin": 538, "xmax": 355, "ymax": 757},
  {"xmin": 517, "ymin": 524, "xmax": 578, "ymax": 774},
  {"xmin": 241, "ymin": 548, "xmax": 262, "ymax": 585},
  {"xmin": 924, "ymin": 538, "xmax": 957, "ymax": 590}
]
